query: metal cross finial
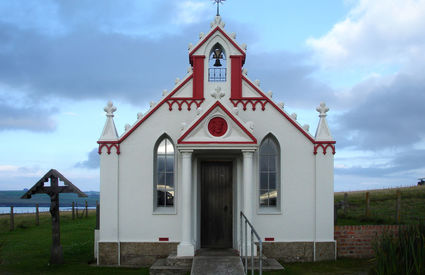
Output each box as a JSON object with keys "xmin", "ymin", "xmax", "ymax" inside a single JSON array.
[
  {"xmin": 212, "ymin": 0, "xmax": 225, "ymax": 16},
  {"xmin": 316, "ymin": 102, "xmax": 329, "ymax": 117}
]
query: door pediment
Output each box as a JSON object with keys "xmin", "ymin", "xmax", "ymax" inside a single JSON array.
[{"xmin": 178, "ymin": 101, "xmax": 257, "ymax": 144}]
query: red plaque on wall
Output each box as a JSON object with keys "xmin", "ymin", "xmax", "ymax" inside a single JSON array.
[{"xmin": 208, "ymin": 117, "xmax": 228, "ymax": 137}]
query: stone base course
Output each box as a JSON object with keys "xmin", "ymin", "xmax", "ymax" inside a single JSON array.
[
  {"xmin": 261, "ymin": 241, "xmax": 335, "ymax": 262},
  {"xmin": 334, "ymin": 225, "xmax": 404, "ymax": 258},
  {"xmin": 98, "ymin": 241, "xmax": 178, "ymax": 266}
]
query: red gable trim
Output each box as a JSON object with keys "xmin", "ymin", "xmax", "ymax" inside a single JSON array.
[
  {"xmin": 178, "ymin": 101, "xmax": 257, "ymax": 144},
  {"xmin": 189, "ymin": 26, "xmax": 246, "ymax": 65},
  {"xmin": 241, "ymin": 75, "xmax": 317, "ymax": 144},
  {"xmin": 118, "ymin": 74, "xmax": 193, "ymax": 143}
]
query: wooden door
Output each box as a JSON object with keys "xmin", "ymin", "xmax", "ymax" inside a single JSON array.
[{"xmin": 201, "ymin": 161, "xmax": 233, "ymax": 248}]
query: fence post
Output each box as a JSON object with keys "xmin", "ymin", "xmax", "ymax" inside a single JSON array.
[
  {"xmin": 395, "ymin": 190, "xmax": 401, "ymax": 224},
  {"xmin": 35, "ymin": 203, "xmax": 39, "ymax": 226},
  {"xmin": 72, "ymin": 202, "xmax": 75, "ymax": 220},
  {"xmin": 76, "ymin": 202, "xmax": 79, "ymax": 218},
  {"xmin": 96, "ymin": 201, "xmax": 100, "ymax": 230},
  {"xmin": 85, "ymin": 200, "xmax": 88, "ymax": 218},
  {"xmin": 10, "ymin": 206, "xmax": 14, "ymax": 231},
  {"xmin": 365, "ymin": 192, "xmax": 370, "ymax": 217},
  {"xmin": 343, "ymin": 192, "xmax": 348, "ymax": 216}
]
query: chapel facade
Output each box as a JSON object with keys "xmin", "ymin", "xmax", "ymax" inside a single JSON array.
[{"xmin": 96, "ymin": 16, "xmax": 336, "ymax": 266}]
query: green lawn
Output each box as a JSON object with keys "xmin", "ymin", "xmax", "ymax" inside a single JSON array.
[
  {"xmin": 0, "ymin": 211, "xmax": 373, "ymax": 274},
  {"xmin": 335, "ymin": 185, "xmax": 425, "ymax": 225},
  {"xmin": 0, "ymin": 211, "xmax": 148, "ymax": 274}
]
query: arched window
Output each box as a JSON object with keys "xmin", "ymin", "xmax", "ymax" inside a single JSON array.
[
  {"xmin": 259, "ymin": 135, "xmax": 280, "ymax": 209},
  {"xmin": 208, "ymin": 43, "xmax": 226, "ymax": 82},
  {"xmin": 154, "ymin": 136, "xmax": 175, "ymax": 208}
]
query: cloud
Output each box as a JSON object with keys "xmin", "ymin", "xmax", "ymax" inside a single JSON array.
[
  {"xmin": 307, "ymin": 0, "xmax": 425, "ymax": 69},
  {"xmin": 334, "ymin": 73, "xmax": 425, "ymax": 150},
  {"xmin": 74, "ymin": 148, "xmax": 99, "ymax": 169},
  {"xmin": 0, "ymin": 98, "xmax": 57, "ymax": 132}
]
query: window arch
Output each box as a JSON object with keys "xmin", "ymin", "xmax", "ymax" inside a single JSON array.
[
  {"xmin": 154, "ymin": 135, "xmax": 175, "ymax": 209},
  {"xmin": 259, "ymin": 134, "xmax": 280, "ymax": 209},
  {"xmin": 208, "ymin": 43, "xmax": 226, "ymax": 82}
]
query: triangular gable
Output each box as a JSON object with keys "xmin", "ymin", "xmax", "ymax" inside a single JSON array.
[
  {"xmin": 178, "ymin": 101, "xmax": 257, "ymax": 144},
  {"xmin": 189, "ymin": 26, "xmax": 246, "ymax": 65}
]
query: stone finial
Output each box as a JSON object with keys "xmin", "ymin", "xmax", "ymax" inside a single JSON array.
[
  {"xmin": 241, "ymin": 43, "xmax": 247, "ymax": 51},
  {"xmin": 278, "ymin": 102, "xmax": 284, "ymax": 109},
  {"xmin": 242, "ymin": 68, "xmax": 248, "ymax": 75},
  {"xmin": 254, "ymin": 79, "xmax": 260, "ymax": 86},
  {"xmin": 316, "ymin": 102, "xmax": 329, "ymax": 117},
  {"xmin": 211, "ymin": 86, "xmax": 225, "ymax": 99},
  {"xmin": 162, "ymin": 89, "xmax": 168, "ymax": 97},
  {"xmin": 315, "ymin": 102, "xmax": 334, "ymax": 141},
  {"xmin": 291, "ymin": 113, "xmax": 297, "ymax": 120},
  {"xmin": 187, "ymin": 66, "xmax": 193, "ymax": 73},
  {"xmin": 137, "ymin": 112, "xmax": 144, "ymax": 120},
  {"xmin": 188, "ymin": 43, "xmax": 193, "ymax": 51},
  {"xmin": 196, "ymin": 107, "xmax": 202, "ymax": 115},
  {"xmin": 233, "ymin": 107, "xmax": 239, "ymax": 116},
  {"xmin": 150, "ymin": 101, "xmax": 156, "ymax": 108},
  {"xmin": 267, "ymin": 91, "xmax": 273, "ymax": 98},
  {"xmin": 303, "ymin": 124, "xmax": 310, "ymax": 132},
  {"xmin": 104, "ymin": 101, "xmax": 117, "ymax": 117},
  {"xmin": 230, "ymin": 32, "xmax": 236, "ymax": 39},
  {"xmin": 124, "ymin": 124, "xmax": 131, "ymax": 131},
  {"xmin": 175, "ymin": 77, "xmax": 180, "ymax": 85},
  {"xmin": 211, "ymin": 16, "xmax": 225, "ymax": 28},
  {"xmin": 99, "ymin": 101, "xmax": 119, "ymax": 141},
  {"xmin": 199, "ymin": 32, "xmax": 204, "ymax": 40}
]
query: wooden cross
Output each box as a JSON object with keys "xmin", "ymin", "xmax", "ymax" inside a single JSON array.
[{"xmin": 21, "ymin": 169, "xmax": 87, "ymax": 264}]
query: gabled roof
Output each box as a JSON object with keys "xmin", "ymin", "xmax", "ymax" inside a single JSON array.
[
  {"xmin": 189, "ymin": 26, "xmax": 246, "ymax": 65},
  {"xmin": 178, "ymin": 101, "xmax": 257, "ymax": 144}
]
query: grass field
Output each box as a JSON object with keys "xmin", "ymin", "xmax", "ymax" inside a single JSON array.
[
  {"xmin": 335, "ymin": 185, "xmax": 425, "ymax": 225},
  {"xmin": 0, "ymin": 211, "xmax": 372, "ymax": 274}
]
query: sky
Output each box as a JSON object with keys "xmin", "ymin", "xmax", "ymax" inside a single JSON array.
[{"xmin": 0, "ymin": 0, "xmax": 424, "ymax": 192}]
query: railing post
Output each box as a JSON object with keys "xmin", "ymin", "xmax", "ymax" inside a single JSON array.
[
  {"xmin": 244, "ymin": 220, "xmax": 247, "ymax": 272},
  {"xmin": 35, "ymin": 203, "xmax": 39, "ymax": 226},
  {"xmin": 259, "ymin": 241, "xmax": 263, "ymax": 275},
  {"xmin": 251, "ymin": 230, "xmax": 254, "ymax": 275}
]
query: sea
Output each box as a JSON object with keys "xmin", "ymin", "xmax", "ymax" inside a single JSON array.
[{"xmin": 0, "ymin": 206, "xmax": 96, "ymax": 214}]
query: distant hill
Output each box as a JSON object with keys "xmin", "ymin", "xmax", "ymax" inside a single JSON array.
[{"xmin": 0, "ymin": 190, "xmax": 99, "ymax": 207}]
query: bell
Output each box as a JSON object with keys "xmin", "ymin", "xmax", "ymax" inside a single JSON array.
[{"xmin": 213, "ymin": 48, "xmax": 223, "ymax": 67}]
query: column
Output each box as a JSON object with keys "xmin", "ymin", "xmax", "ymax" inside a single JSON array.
[
  {"xmin": 242, "ymin": 149, "xmax": 256, "ymax": 256},
  {"xmin": 177, "ymin": 149, "xmax": 195, "ymax": 257}
]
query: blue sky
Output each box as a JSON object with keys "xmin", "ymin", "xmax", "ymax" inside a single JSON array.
[{"xmin": 1, "ymin": 0, "xmax": 424, "ymax": 191}]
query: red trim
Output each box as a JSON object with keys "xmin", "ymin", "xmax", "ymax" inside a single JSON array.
[
  {"xmin": 97, "ymin": 141, "xmax": 120, "ymax": 155},
  {"xmin": 178, "ymin": 101, "xmax": 257, "ymax": 144},
  {"xmin": 230, "ymin": 97, "xmax": 268, "ymax": 111},
  {"xmin": 264, "ymin": 237, "xmax": 274, "ymax": 242},
  {"xmin": 166, "ymin": 98, "xmax": 204, "ymax": 111},
  {"xmin": 193, "ymin": 56, "xmax": 205, "ymax": 99},
  {"xmin": 241, "ymin": 75, "xmax": 316, "ymax": 143},
  {"xmin": 314, "ymin": 142, "xmax": 336, "ymax": 155},
  {"xmin": 189, "ymin": 27, "xmax": 246, "ymax": 65},
  {"xmin": 118, "ymin": 74, "xmax": 193, "ymax": 142},
  {"xmin": 230, "ymin": 56, "xmax": 243, "ymax": 99},
  {"xmin": 158, "ymin": 237, "xmax": 169, "ymax": 242}
]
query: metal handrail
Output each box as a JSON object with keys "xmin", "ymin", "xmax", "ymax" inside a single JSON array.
[{"xmin": 240, "ymin": 211, "xmax": 262, "ymax": 275}]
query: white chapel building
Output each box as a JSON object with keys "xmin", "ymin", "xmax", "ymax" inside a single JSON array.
[{"xmin": 96, "ymin": 15, "xmax": 336, "ymax": 266}]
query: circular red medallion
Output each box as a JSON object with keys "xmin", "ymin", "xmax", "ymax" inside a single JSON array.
[{"xmin": 208, "ymin": 117, "xmax": 228, "ymax": 137}]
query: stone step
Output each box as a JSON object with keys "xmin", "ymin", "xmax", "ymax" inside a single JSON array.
[
  {"xmin": 149, "ymin": 258, "xmax": 192, "ymax": 275},
  {"xmin": 241, "ymin": 257, "xmax": 285, "ymax": 271},
  {"xmin": 191, "ymin": 256, "xmax": 244, "ymax": 275},
  {"xmin": 165, "ymin": 253, "xmax": 193, "ymax": 266}
]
